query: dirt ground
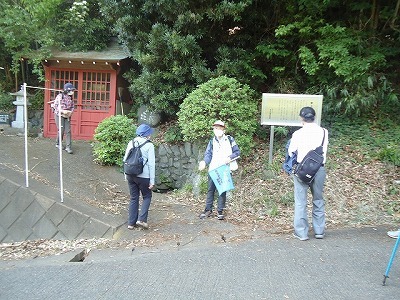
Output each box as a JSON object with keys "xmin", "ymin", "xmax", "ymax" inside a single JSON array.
[
  {"xmin": 1, "ymin": 129, "xmax": 399, "ymax": 260},
  {"xmin": 0, "ymin": 131, "xmax": 274, "ymax": 260}
]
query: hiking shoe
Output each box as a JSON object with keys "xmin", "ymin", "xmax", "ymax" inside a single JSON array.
[
  {"xmin": 65, "ymin": 147, "xmax": 73, "ymax": 154},
  {"xmin": 387, "ymin": 230, "xmax": 400, "ymax": 239},
  {"xmin": 217, "ymin": 211, "xmax": 224, "ymax": 220},
  {"xmin": 315, "ymin": 233, "xmax": 325, "ymax": 239},
  {"xmin": 136, "ymin": 220, "xmax": 149, "ymax": 229},
  {"xmin": 199, "ymin": 210, "xmax": 212, "ymax": 219},
  {"xmin": 293, "ymin": 233, "xmax": 309, "ymax": 241}
]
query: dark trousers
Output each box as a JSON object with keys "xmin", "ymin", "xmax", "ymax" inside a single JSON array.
[
  {"xmin": 127, "ymin": 175, "xmax": 152, "ymax": 225},
  {"xmin": 205, "ymin": 175, "xmax": 226, "ymax": 212},
  {"xmin": 55, "ymin": 116, "xmax": 72, "ymax": 148}
]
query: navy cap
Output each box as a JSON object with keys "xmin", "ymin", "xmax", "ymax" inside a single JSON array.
[
  {"xmin": 136, "ymin": 124, "xmax": 154, "ymax": 137},
  {"xmin": 299, "ymin": 107, "xmax": 316, "ymax": 121},
  {"xmin": 64, "ymin": 83, "xmax": 76, "ymax": 92}
]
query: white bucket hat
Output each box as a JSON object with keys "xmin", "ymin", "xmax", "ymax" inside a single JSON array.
[{"xmin": 212, "ymin": 120, "xmax": 225, "ymax": 127}]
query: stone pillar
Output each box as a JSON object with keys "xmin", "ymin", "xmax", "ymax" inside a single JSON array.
[
  {"xmin": 11, "ymin": 89, "xmax": 31, "ymax": 129},
  {"xmin": 138, "ymin": 104, "xmax": 163, "ymax": 126}
]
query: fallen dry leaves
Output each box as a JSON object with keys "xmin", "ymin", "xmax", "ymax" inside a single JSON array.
[{"xmin": 1, "ymin": 136, "xmax": 398, "ymax": 261}]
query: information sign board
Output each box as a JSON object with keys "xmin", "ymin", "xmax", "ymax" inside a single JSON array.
[{"xmin": 261, "ymin": 93, "xmax": 323, "ymax": 126}]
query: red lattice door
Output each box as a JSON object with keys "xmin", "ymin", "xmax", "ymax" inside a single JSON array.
[{"xmin": 44, "ymin": 69, "xmax": 116, "ymax": 140}]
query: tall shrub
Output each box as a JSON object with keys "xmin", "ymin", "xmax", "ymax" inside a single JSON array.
[
  {"xmin": 177, "ymin": 76, "xmax": 258, "ymax": 156},
  {"xmin": 93, "ymin": 115, "xmax": 136, "ymax": 166},
  {"xmin": 0, "ymin": 91, "xmax": 14, "ymax": 111}
]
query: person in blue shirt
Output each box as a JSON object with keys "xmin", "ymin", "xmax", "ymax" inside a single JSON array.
[{"xmin": 198, "ymin": 120, "xmax": 240, "ymax": 220}]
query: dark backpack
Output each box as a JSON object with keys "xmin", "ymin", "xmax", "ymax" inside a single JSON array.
[
  {"xmin": 123, "ymin": 140, "xmax": 150, "ymax": 175},
  {"xmin": 208, "ymin": 135, "xmax": 235, "ymax": 149},
  {"xmin": 294, "ymin": 129, "xmax": 326, "ymax": 184}
]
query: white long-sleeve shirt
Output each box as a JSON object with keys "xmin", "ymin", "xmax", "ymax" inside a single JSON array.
[{"xmin": 288, "ymin": 122, "xmax": 328, "ymax": 164}]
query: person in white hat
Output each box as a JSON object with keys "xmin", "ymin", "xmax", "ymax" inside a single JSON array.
[{"xmin": 198, "ymin": 120, "xmax": 240, "ymax": 220}]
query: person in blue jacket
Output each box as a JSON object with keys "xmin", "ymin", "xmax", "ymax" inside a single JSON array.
[
  {"xmin": 198, "ymin": 120, "xmax": 240, "ymax": 220},
  {"xmin": 123, "ymin": 124, "xmax": 155, "ymax": 230}
]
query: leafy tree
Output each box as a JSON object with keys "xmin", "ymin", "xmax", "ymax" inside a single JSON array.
[
  {"xmin": 122, "ymin": 23, "xmax": 207, "ymax": 116},
  {"xmin": 256, "ymin": 1, "xmax": 400, "ymax": 116},
  {"xmin": 0, "ymin": 0, "xmax": 59, "ymax": 83},
  {"xmin": 0, "ymin": 0, "xmax": 112, "ymax": 88},
  {"xmin": 99, "ymin": 0, "xmax": 261, "ymax": 117},
  {"xmin": 100, "ymin": 0, "xmax": 400, "ymax": 118},
  {"xmin": 53, "ymin": 1, "xmax": 111, "ymax": 51},
  {"xmin": 1, "ymin": 0, "xmax": 399, "ymax": 118},
  {"xmin": 177, "ymin": 76, "xmax": 258, "ymax": 156}
]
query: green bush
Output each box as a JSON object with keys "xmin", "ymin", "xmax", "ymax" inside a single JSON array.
[
  {"xmin": 93, "ymin": 115, "xmax": 136, "ymax": 166},
  {"xmin": 164, "ymin": 124, "xmax": 184, "ymax": 143},
  {"xmin": 0, "ymin": 92, "xmax": 14, "ymax": 111},
  {"xmin": 29, "ymin": 89, "xmax": 44, "ymax": 110},
  {"xmin": 378, "ymin": 144, "xmax": 400, "ymax": 166},
  {"xmin": 177, "ymin": 76, "xmax": 258, "ymax": 156}
]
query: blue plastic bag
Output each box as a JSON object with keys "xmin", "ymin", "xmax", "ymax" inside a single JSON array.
[
  {"xmin": 282, "ymin": 139, "xmax": 297, "ymax": 175},
  {"xmin": 208, "ymin": 164, "xmax": 234, "ymax": 195}
]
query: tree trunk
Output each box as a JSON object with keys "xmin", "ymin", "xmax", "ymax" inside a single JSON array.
[
  {"xmin": 391, "ymin": 0, "xmax": 400, "ymax": 30},
  {"xmin": 370, "ymin": 0, "xmax": 379, "ymax": 30}
]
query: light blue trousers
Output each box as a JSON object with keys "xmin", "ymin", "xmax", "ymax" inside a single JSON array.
[{"xmin": 293, "ymin": 166, "xmax": 326, "ymax": 238}]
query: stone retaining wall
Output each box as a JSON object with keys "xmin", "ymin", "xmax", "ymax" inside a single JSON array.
[
  {"xmin": 155, "ymin": 142, "xmax": 203, "ymax": 191},
  {"xmin": 0, "ymin": 175, "xmax": 122, "ymax": 243},
  {"xmin": 26, "ymin": 111, "xmax": 203, "ymax": 191}
]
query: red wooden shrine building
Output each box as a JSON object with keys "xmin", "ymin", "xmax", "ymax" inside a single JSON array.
[{"xmin": 43, "ymin": 41, "xmax": 132, "ymax": 140}]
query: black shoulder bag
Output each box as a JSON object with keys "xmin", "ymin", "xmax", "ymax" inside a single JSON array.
[{"xmin": 294, "ymin": 129, "xmax": 326, "ymax": 184}]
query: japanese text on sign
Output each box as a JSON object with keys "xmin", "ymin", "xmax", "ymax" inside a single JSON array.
[{"xmin": 261, "ymin": 93, "xmax": 323, "ymax": 126}]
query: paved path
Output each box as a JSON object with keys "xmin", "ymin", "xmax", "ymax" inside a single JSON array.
[
  {"xmin": 1, "ymin": 227, "xmax": 400, "ymax": 300},
  {"xmin": 0, "ymin": 132, "xmax": 399, "ymax": 299}
]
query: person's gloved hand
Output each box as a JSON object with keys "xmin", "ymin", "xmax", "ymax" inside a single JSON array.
[{"xmin": 198, "ymin": 160, "xmax": 206, "ymax": 171}]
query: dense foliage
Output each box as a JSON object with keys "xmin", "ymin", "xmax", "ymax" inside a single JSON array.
[
  {"xmin": 0, "ymin": 0, "xmax": 112, "ymax": 86},
  {"xmin": 98, "ymin": 0, "xmax": 400, "ymax": 117},
  {"xmin": 0, "ymin": 0, "xmax": 399, "ymax": 119},
  {"xmin": 327, "ymin": 114, "xmax": 400, "ymax": 167},
  {"xmin": 93, "ymin": 115, "xmax": 136, "ymax": 166},
  {"xmin": 0, "ymin": 92, "xmax": 14, "ymax": 112},
  {"xmin": 54, "ymin": 1, "xmax": 111, "ymax": 51},
  {"xmin": 178, "ymin": 76, "xmax": 258, "ymax": 156}
]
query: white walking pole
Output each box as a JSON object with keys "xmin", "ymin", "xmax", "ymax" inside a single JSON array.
[
  {"xmin": 23, "ymin": 83, "xmax": 29, "ymax": 188},
  {"xmin": 58, "ymin": 102, "xmax": 64, "ymax": 203},
  {"xmin": 23, "ymin": 85, "xmax": 65, "ymax": 202}
]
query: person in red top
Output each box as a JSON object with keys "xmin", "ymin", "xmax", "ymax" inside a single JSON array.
[{"xmin": 52, "ymin": 83, "xmax": 76, "ymax": 154}]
